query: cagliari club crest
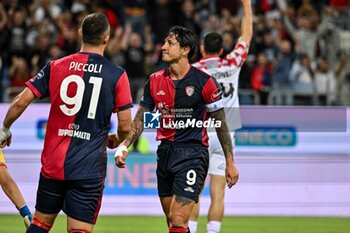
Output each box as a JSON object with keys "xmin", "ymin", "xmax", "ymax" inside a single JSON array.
[{"xmin": 185, "ymin": 86, "xmax": 195, "ymax": 96}]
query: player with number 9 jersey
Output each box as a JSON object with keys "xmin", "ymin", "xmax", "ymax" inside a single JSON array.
[{"xmin": 26, "ymin": 51, "xmax": 133, "ymax": 180}]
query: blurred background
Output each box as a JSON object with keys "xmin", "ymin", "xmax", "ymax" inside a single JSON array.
[
  {"xmin": 0, "ymin": 0, "xmax": 350, "ymax": 232},
  {"xmin": 0, "ymin": 0, "xmax": 350, "ymax": 105}
]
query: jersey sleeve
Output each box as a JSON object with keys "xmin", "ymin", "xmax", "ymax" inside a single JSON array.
[
  {"xmin": 114, "ymin": 71, "xmax": 133, "ymax": 112},
  {"xmin": 140, "ymin": 77, "xmax": 155, "ymax": 111},
  {"xmin": 25, "ymin": 62, "xmax": 51, "ymax": 99},
  {"xmin": 202, "ymin": 76, "xmax": 224, "ymax": 113},
  {"xmin": 226, "ymin": 40, "xmax": 249, "ymax": 67}
]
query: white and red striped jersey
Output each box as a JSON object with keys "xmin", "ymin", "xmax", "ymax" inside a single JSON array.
[
  {"xmin": 193, "ymin": 40, "xmax": 248, "ymax": 108},
  {"xmin": 193, "ymin": 40, "xmax": 248, "ymax": 130}
]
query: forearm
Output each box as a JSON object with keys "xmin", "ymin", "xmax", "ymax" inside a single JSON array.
[
  {"xmin": 3, "ymin": 94, "xmax": 31, "ymax": 129},
  {"xmin": 210, "ymin": 109, "xmax": 234, "ymax": 162},
  {"xmin": 240, "ymin": 0, "xmax": 253, "ymax": 45},
  {"xmin": 123, "ymin": 106, "xmax": 149, "ymax": 147}
]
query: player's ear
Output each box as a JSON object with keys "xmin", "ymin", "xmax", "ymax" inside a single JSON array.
[
  {"xmin": 78, "ymin": 28, "xmax": 82, "ymax": 38},
  {"xmin": 200, "ymin": 44, "xmax": 205, "ymax": 56},
  {"xmin": 103, "ymin": 35, "xmax": 110, "ymax": 45},
  {"xmin": 218, "ymin": 48, "xmax": 224, "ymax": 56},
  {"xmin": 181, "ymin": 46, "xmax": 190, "ymax": 57}
]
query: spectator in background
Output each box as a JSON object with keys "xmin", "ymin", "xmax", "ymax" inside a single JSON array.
[
  {"xmin": 272, "ymin": 39, "xmax": 296, "ymax": 104},
  {"xmin": 221, "ymin": 30, "xmax": 236, "ymax": 57},
  {"xmin": 251, "ymin": 52, "xmax": 272, "ymax": 104},
  {"xmin": 314, "ymin": 55, "xmax": 347, "ymax": 105},
  {"xmin": 289, "ymin": 53, "xmax": 316, "ymax": 105},
  {"xmin": 178, "ymin": 0, "xmax": 201, "ymax": 36},
  {"xmin": 8, "ymin": 7, "xmax": 28, "ymax": 59},
  {"xmin": 149, "ymin": 0, "xmax": 177, "ymax": 44},
  {"xmin": 122, "ymin": 0, "xmax": 148, "ymax": 35},
  {"xmin": 120, "ymin": 23, "xmax": 153, "ymax": 104}
]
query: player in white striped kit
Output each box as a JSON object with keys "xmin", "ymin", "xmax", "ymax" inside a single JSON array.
[{"xmin": 189, "ymin": 1, "xmax": 252, "ymax": 233}]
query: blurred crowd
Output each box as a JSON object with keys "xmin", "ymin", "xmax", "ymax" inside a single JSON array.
[{"xmin": 0, "ymin": 0, "xmax": 350, "ymax": 105}]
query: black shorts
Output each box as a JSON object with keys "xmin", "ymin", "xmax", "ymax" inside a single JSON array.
[
  {"xmin": 156, "ymin": 141, "xmax": 209, "ymax": 202},
  {"xmin": 35, "ymin": 173, "xmax": 105, "ymax": 224}
]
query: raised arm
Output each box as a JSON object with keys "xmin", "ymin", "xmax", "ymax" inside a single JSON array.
[{"xmin": 239, "ymin": 0, "xmax": 253, "ymax": 46}]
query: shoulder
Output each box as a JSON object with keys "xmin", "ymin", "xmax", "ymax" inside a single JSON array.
[
  {"xmin": 149, "ymin": 68, "xmax": 168, "ymax": 81},
  {"xmin": 190, "ymin": 66, "xmax": 211, "ymax": 82}
]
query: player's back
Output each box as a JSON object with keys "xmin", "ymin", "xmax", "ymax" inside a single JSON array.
[
  {"xmin": 26, "ymin": 52, "xmax": 132, "ymax": 180},
  {"xmin": 193, "ymin": 40, "xmax": 248, "ymax": 109},
  {"xmin": 193, "ymin": 40, "xmax": 249, "ymax": 131}
]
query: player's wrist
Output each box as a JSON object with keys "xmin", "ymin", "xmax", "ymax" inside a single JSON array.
[
  {"xmin": 0, "ymin": 125, "xmax": 11, "ymax": 138},
  {"xmin": 114, "ymin": 143, "xmax": 128, "ymax": 158}
]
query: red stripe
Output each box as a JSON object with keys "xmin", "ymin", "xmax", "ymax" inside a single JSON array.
[
  {"xmin": 25, "ymin": 81, "xmax": 42, "ymax": 98},
  {"xmin": 32, "ymin": 217, "xmax": 52, "ymax": 231},
  {"xmin": 152, "ymin": 70, "xmax": 176, "ymax": 141},
  {"xmin": 0, "ymin": 163, "xmax": 7, "ymax": 167},
  {"xmin": 92, "ymin": 178, "xmax": 105, "ymax": 224},
  {"xmin": 168, "ymin": 227, "xmax": 188, "ymax": 233},
  {"xmin": 41, "ymin": 53, "xmax": 88, "ymax": 180}
]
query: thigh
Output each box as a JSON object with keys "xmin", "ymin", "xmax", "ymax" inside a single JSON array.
[
  {"xmin": 157, "ymin": 145, "xmax": 172, "ymax": 198},
  {"xmin": 63, "ymin": 178, "xmax": 105, "ymax": 225},
  {"xmin": 35, "ymin": 174, "xmax": 66, "ymax": 214},
  {"xmin": 171, "ymin": 147, "xmax": 209, "ymax": 202}
]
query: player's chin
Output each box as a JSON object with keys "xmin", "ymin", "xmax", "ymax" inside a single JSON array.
[{"xmin": 162, "ymin": 54, "xmax": 170, "ymax": 62}]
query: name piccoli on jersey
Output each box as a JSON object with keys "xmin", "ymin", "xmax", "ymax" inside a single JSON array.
[{"xmin": 69, "ymin": 62, "xmax": 103, "ymax": 73}]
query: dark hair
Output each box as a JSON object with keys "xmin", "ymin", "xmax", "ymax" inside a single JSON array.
[
  {"xmin": 81, "ymin": 13, "xmax": 110, "ymax": 45},
  {"xmin": 203, "ymin": 32, "xmax": 223, "ymax": 54},
  {"xmin": 168, "ymin": 26, "xmax": 197, "ymax": 59}
]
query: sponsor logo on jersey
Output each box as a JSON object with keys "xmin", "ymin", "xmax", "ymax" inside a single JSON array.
[{"xmin": 58, "ymin": 124, "xmax": 91, "ymax": 140}]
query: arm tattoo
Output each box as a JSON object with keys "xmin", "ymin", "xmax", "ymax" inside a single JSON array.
[
  {"xmin": 124, "ymin": 106, "xmax": 150, "ymax": 147},
  {"xmin": 210, "ymin": 109, "xmax": 234, "ymax": 160},
  {"xmin": 175, "ymin": 196, "xmax": 193, "ymax": 207}
]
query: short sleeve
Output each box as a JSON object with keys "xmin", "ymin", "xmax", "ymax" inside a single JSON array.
[
  {"xmin": 25, "ymin": 62, "xmax": 51, "ymax": 99},
  {"xmin": 226, "ymin": 40, "xmax": 249, "ymax": 67},
  {"xmin": 202, "ymin": 77, "xmax": 224, "ymax": 112},
  {"xmin": 140, "ymin": 78, "xmax": 155, "ymax": 111},
  {"xmin": 114, "ymin": 71, "xmax": 133, "ymax": 112}
]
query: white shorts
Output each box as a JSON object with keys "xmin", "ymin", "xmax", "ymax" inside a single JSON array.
[{"xmin": 207, "ymin": 132, "xmax": 235, "ymax": 176}]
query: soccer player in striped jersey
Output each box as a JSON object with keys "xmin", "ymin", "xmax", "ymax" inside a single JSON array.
[
  {"xmin": 113, "ymin": 25, "xmax": 239, "ymax": 233},
  {"xmin": 0, "ymin": 13, "xmax": 132, "ymax": 233},
  {"xmin": 0, "ymin": 148, "xmax": 32, "ymax": 229},
  {"xmin": 189, "ymin": 1, "xmax": 253, "ymax": 233}
]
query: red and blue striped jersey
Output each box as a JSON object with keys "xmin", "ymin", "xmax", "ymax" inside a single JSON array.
[
  {"xmin": 26, "ymin": 52, "xmax": 133, "ymax": 180},
  {"xmin": 140, "ymin": 66, "xmax": 223, "ymax": 147}
]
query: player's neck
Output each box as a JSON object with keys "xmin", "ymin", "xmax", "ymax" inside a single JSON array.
[
  {"xmin": 80, "ymin": 43, "xmax": 105, "ymax": 56},
  {"xmin": 169, "ymin": 60, "xmax": 191, "ymax": 80}
]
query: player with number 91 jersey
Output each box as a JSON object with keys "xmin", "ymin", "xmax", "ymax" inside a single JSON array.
[{"xmin": 26, "ymin": 52, "xmax": 133, "ymax": 180}]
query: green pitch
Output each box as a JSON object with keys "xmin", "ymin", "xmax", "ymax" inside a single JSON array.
[{"xmin": 0, "ymin": 215, "xmax": 349, "ymax": 233}]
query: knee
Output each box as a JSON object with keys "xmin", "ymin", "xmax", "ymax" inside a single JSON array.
[{"xmin": 169, "ymin": 213, "xmax": 187, "ymax": 227}]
